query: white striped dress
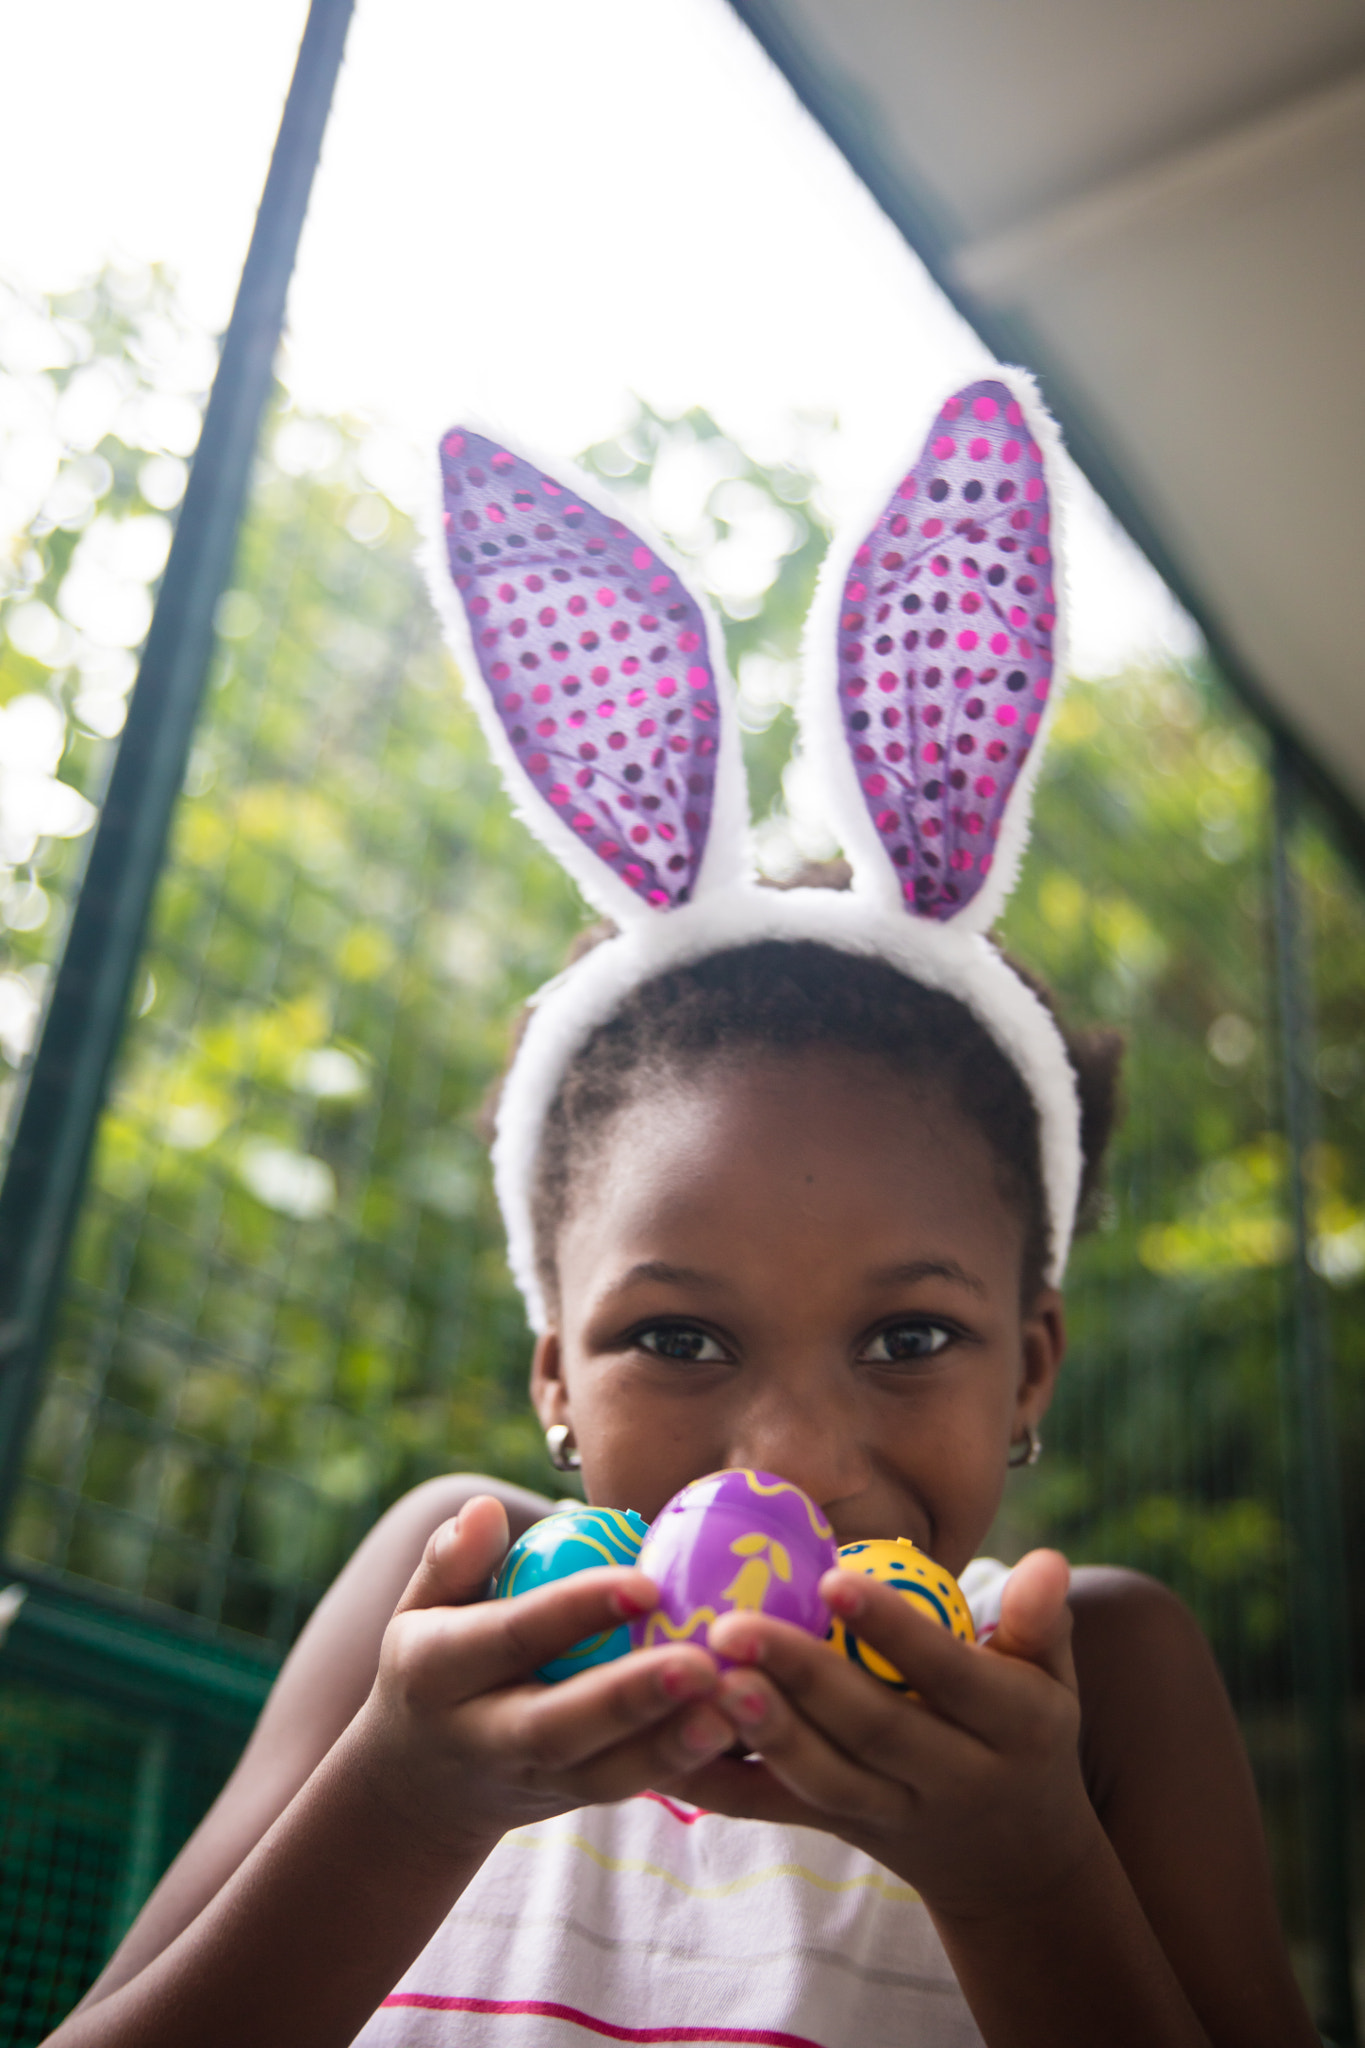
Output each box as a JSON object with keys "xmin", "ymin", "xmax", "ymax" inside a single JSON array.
[{"xmin": 350, "ymin": 1562, "xmax": 1010, "ymax": 2048}]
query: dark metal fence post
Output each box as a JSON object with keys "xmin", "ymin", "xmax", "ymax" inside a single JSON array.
[
  {"xmin": 0, "ymin": 0, "xmax": 356, "ymax": 1528},
  {"xmin": 1270, "ymin": 739, "xmax": 1357, "ymax": 2044}
]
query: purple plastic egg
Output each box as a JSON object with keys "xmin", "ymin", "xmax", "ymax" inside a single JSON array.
[{"xmin": 631, "ymin": 1469, "xmax": 838, "ymax": 1663}]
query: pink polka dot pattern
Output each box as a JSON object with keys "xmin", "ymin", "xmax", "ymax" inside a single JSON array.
[
  {"xmin": 439, "ymin": 430, "xmax": 718, "ymax": 910},
  {"xmin": 838, "ymin": 379, "xmax": 1055, "ymax": 919}
]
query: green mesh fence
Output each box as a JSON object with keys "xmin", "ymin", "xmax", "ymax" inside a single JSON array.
[
  {"xmin": 1, "ymin": 277, "xmax": 1363, "ymax": 2032},
  {"xmin": 0, "ymin": 1680, "xmax": 243, "ymax": 2047},
  {"xmin": 0, "ymin": 1683, "xmax": 154, "ymax": 2043},
  {"xmin": 0, "ymin": 1559, "xmax": 273, "ymax": 2047}
]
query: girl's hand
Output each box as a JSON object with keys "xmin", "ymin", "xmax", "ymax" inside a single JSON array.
[
  {"xmin": 688, "ymin": 1549, "xmax": 1102, "ymax": 1919},
  {"xmin": 353, "ymin": 1495, "xmax": 737, "ymax": 1859}
]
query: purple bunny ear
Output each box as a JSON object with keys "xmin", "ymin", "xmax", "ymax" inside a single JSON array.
[
  {"xmin": 434, "ymin": 430, "xmax": 740, "ymax": 920},
  {"xmin": 813, "ymin": 376, "xmax": 1062, "ymax": 927}
]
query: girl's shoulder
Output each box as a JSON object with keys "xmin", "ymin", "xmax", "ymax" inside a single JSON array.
[
  {"xmin": 1063, "ymin": 1564, "xmax": 1246, "ymax": 1818},
  {"xmin": 1067, "ymin": 1561, "xmax": 1214, "ymax": 1697}
]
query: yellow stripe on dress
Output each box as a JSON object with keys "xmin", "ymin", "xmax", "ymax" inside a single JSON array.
[{"xmin": 504, "ymin": 1823, "xmax": 920, "ymax": 1905}]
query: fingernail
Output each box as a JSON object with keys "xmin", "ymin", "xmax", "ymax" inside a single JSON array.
[
  {"xmin": 709, "ymin": 1624, "xmax": 761, "ymax": 1664},
  {"xmin": 680, "ymin": 1707, "xmax": 730, "ymax": 1756},
  {"xmin": 609, "ymin": 1588, "xmax": 652, "ymax": 1620},
  {"xmin": 660, "ymin": 1661, "xmax": 708, "ymax": 1702},
  {"xmin": 825, "ymin": 1577, "xmax": 863, "ymax": 1618},
  {"xmin": 729, "ymin": 1687, "xmax": 765, "ymax": 1725}
]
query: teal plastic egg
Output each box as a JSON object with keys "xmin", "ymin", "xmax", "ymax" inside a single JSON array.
[{"xmin": 496, "ymin": 1504, "xmax": 649, "ymax": 1683}]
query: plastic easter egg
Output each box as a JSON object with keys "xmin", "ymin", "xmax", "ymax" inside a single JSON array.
[
  {"xmin": 496, "ymin": 1504, "xmax": 649, "ymax": 1684},
  {"xmin": 631, "ymin": 1469, "xmax": 838, "ymax": 1662},
  {"xmin": 826, "ymin": 1538, "xmax": 974, "ymax": 1691}
]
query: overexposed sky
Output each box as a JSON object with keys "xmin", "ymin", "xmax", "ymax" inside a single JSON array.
[{"xmin": 0, "ymin": 0, "xmax": 1196, "ymax": 677}]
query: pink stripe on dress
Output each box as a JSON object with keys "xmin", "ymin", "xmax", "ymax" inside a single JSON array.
[
  {"xmin": 383, "ymin": 1993, "xmax": 823, "ymax": 2046},
  {"xmin": 638, "ymin": 1791, "xmax": 708, "ymax": 1826}
]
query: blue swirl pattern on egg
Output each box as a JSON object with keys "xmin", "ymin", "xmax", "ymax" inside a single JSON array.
[{"xmin": 496, "ymin": 1505, "xmax": 649, "ymax": 1683}]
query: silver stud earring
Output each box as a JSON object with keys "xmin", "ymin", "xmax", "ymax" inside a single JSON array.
[
  {"xmin": 545, "ymin": 1423, "xmax": 582, "ymax": 1472},
  {"xmin": 1008, "ymin": 1425, "xmax": 1043, "ymax": 1469}
]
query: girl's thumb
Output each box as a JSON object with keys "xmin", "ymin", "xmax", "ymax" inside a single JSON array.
[
  {"xmin": 394, "ymin": 1494, "xmax": 511, "ymax": 1615},
  {"xmin": 988, "ymin": 1548, "xmax": 1076, "ymax": 1690}
]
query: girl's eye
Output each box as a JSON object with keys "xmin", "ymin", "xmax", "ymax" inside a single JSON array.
[
  {"xmin": 861, "ymin": 1321, "xmax": 954, "ymax": 1364},
  {"xmin": 636, "ymin": 1324, "xmax": 728, "ymax": 1364}
]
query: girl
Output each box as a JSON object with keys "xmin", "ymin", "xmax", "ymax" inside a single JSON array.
[{"xmin": 48, "ymin": 378, "xmax": 1319, "ymax": 2048}]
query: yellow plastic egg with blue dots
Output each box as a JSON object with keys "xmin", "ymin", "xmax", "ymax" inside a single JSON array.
[{"xmin": 826, "ymin": 1539, "xmax": 974, "ymax": 1690}]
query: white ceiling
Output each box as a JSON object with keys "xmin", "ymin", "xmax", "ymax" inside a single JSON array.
[{"xmin": 733, "ymin": 0, "xmax": 1365, "ymax": 821}]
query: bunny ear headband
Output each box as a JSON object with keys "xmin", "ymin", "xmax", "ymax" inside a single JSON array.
[{"xmin": 427, "ymin": 373, "xmax": 1081, "ymax": 1332}]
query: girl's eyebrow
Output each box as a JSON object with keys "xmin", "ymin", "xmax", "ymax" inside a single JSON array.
[
  {"xmin": 616, "ymin": 1259, "xmax": 728, "ymax": 1292},
  {"xmin": 610, "ymin": 1258, "xmax": 986, "ymax": 1298},
  {"xmin": 868, "ymin": 1258, "xmax": 988, "ymax": 1298}
]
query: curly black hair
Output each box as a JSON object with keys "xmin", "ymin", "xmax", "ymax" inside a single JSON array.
[{"xmin": 493, "ymin": 872, "xmax": 1123, "ymax": 1315}]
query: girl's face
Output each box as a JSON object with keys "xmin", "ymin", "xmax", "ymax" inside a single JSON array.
[{"xmin": 531, "ymin": 1051, "xmax": 1065, "ymax": 1576}]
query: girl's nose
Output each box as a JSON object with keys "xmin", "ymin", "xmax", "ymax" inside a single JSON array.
[{"xmin": 726, "ymin": 1381, "xmax": 868, "ymax": 1515}]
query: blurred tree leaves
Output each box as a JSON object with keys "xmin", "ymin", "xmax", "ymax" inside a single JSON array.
[
  {"xmin": 999, "ymin": 665, "xmax": 1365, "ymax": 1687},
  {"xmin": 581, "ymin": 403, "xmax": 833, "ymax": 851},
  {"xmin": 0, "ymin": 265, "xmax": 211, "ymax": 1109}
]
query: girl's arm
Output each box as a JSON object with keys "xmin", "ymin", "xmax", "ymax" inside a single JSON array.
[
  {"xmin": 1065, "ymin": 1566, "xmax": 1316, "ymax": 2046},
  {"xmin": 923, "ymin": 1566, "xmax": 1315, "ymax": 2048},
  {"xmin": 44, "ymin": 1495, "xmax": 736, "ymax": 2048},
  {"xmin": 72, "ymin": 1472, "xmax": 553, "ymax": 2012}
]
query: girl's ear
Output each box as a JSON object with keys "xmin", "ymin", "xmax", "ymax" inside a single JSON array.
[
  {"xmin": 431, "ymin": 429, "xmax": 748, "ymax": 925},
  {"xmin": 1017, "ymin": 1286, "xmax": 1066, "ymax": 1431},
  {"xmin": 530, "ymin": 1329, "xmax": 571, "ymax": 1433},
  {"xmin": 803, "ymin": 373, "xmax": 1065, "ymax": 932}
]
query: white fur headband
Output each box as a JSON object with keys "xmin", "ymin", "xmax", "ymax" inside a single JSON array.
[{"xmin": 426, "ymin": 372, "xmax": 1081, "ymax": 1332}]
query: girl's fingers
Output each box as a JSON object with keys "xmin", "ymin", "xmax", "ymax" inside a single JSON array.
[
  {"xmin": 709, "ymin": 1581, "xmax": 1053, "ymax": 1757},
  {"xmin": 718, "ymin": 1624, "xmax": 973, "ymax": 1789},
  {"xmin": 704, "ymin": 1666, "xmax": 913, "ymax": 1827},
  {"xmin": 986, "ymin": 1548, "xmax": 1076, "ymax": 1691},
  {"xmin": 460, "ymin": 1642, "xmax": 732, "ymax": 1788},
  {"xmin": 818, "ymin": 1570, "xmax": 1070, "ymax": 1745},
  {"xmin": 391, "ymin": 1564, "xmax": 663, "ymax": 1705},
  {"xmin": 564, "ymin": 1706, "xmax": 738, "ymax": 1805},
  {"xmin": 663, "ymin": 1753, "xmax": 813, "ymax": 1831},
  {"xmin": 708, "ymin": 1586, "xmax": 972, "ymax": 1727},
  {"xmin": 393, "ymin": 1495, "xmax": 513, "ymax": 1614}
]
